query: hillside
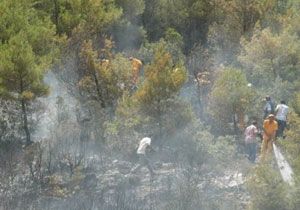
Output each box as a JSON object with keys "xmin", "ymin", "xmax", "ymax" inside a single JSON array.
[{"xmin": 1, "ymin": 1, "xmax": 300, "ymax": 209}]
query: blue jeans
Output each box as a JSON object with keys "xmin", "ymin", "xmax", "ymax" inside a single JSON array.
[
  {"xmin": 276, "ymin": 120, "xmax": 286, "ymax": 138},
  {"xmin": 246, "ymin": 143, "xmax": 257, "ymax": 163}
]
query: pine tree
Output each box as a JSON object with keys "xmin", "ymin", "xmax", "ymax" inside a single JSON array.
[
  {"xmin": 209, "ymin": 68, "xmax": 255, "ymax": 134},
  {"xmin": 0, "ymin": 0, "xmax": 58, "ymax": 145},
  {"xmin": 31, "ymin": 0, "xmax": 122, "ymax": 36},
  {"xmin": 79, "ymin": 39, "xmax": 134, "ymax": 109},
  {"xmin": 239, "ymin": 27, "xmax": 300, "ymax": 86},
  {"xmin": 134, "ymin": 44, "xmax": 187, "ymax": 139}
]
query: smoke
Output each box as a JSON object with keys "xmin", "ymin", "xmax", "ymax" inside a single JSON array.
[{"xmin": 33, "ymin": 71, "xmax": 78, "ymax": 141}]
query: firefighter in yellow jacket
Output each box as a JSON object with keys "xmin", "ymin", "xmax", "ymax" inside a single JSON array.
[{"xmin": 261, "ymin": 114, "xmax": 278, "ymax": 160}]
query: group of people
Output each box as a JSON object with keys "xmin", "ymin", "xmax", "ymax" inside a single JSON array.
[
  {"xmin": 244, "ymin": 96, "xmax": 289, "ymax": 163},
  {"xmin": 130, "ymin": 96, "xmax": 289, "ymax": 177}
]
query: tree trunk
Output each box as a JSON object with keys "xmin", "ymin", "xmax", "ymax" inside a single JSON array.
[
  {"xmin": 21, "ymin": 99, "xmax": 31, "ymax": 145},
  {"xmin": 92, "ymin": 71, "xmax": 106, "ymax": 108},
  {"xmin": 53, "ymin": 0, "xmax": 60, "ymax": 31}
]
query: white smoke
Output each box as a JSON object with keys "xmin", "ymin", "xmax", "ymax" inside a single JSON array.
[{"xmin": 33, "ymin": 71, "xmax": 78, "ymax": 141}]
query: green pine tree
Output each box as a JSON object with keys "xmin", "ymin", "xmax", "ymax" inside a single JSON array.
[
  {"xmin": 0, "ymin": 0, "xmax": 59, "ymax": 145},
  {"xmin": 133, "ymin": 44, "xmax": 187, "ymax": 140}
]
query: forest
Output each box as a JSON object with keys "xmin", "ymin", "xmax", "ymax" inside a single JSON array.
[{"xmin": 0, "ymin": 0, "xmax": 300, "ymax": 209}]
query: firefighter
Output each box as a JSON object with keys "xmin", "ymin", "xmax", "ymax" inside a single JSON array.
[
  {"xmin": 129, "ymin": 57, "xmax": 143, "ymax": 85},
  {"xmin": 261, "ymin": 114, "xmax": 278, "ymax": 160}
]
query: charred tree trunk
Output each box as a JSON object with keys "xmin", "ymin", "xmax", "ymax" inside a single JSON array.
[
  {"xmin": 19, "ymin": 75, "xmax": 31, "ymax": 145},
  {"xmin": 92, "ymin": 71, "xmax": 106, "ymax": 108}
]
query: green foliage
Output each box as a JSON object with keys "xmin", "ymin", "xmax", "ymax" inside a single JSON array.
[
  {"xmin": 79, "ymin": 39, "xmax": 133, "ymax": 108},
  {"xmin": 0, "ymin": 0, "xmax": 60, "ymax": 144},
  {"xmin": 207, "ymin": 21, "xmax": 241, "ymax": 65},
  {"xmin": 105, "ymin": 44, "xmax": 189, "ymax": 151},
  {"xmin": 208, "ymin": 135, "xmax": 236, "ymax": 168},
  {"xmin": 115, "ymin": 0, "xmax": 145, "ymax": 21},
  {"xmin": 33, "ymin": 0, "xmax": 122, "ymax": 36},
  {"xmin": 207, "ymin": 0, "xmax": 293, "ymax": 65},
  {"xmin": 291, "ymin": 92, "xmax": 300, "ymax": 116},
  {"xmin": 142, "ymin": 0, "xmax": 186, "ymax": 40},
  {"xmin": 138, "ymin": 38, "xmax": 185, "ymax": 65},
  {"xmin": 209, "ymin": 67, "xmax": 255, "ymax": 132},
  {"xmin": 0, "ymin": 35, "xmax": 49, "ymax": 100},
  {"xmin": 134, "ymin": 44, "xmax": 186, "ymax": 116},
  {"xmin": 0, "ymin": 0, "xmax": 59, "ymax": 99},
  {"xmin": 163, "ymin": 28, "xmax": 185, "ymax": 62},
  {"xmin": 207, "ymin": 0, "xmax": 278, "ymax": 64},
  {"xmin": 104, "ymin": 95, "xmax": 145, "ymax": 153},
  {"xmin": 239, "ymin": 27, "xmax": 300, "ymax": 86},
  {"xmin": 164, "ymin": 28, "xmax": 184, "ymax": 48},
  {"xmin": 247, "ymin": 164, "xmax": 290, "ymax": 210},
  {"xmin": 143, "ymin": 0, "xmax": 211, "ymax": 49},
  {"xmin": 0, "ymin": 0, "xmax": 58, "ymax": 98},
  {"xmin": 279, "ymin": 113, "xmax": 300, "ymax": 174},
  {"xmin": 111, "ymin": 20, "xmax": 146, "ymax": 50}
]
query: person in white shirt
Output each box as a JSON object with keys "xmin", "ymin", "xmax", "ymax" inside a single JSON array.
[
  {"xmin": 131, "ymin": 137, "xmax": 155, "ymax": 176},
  {"xmin": 244, "ymin": 121, "xmax": 259, "ymax": 163},
  {"xmin": 275, "ymin": 100, "xmax": 289, "ymax": 138}
]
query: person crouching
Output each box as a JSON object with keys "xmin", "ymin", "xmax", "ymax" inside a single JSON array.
[{"xmin": 131, "ymin": 137, "xmax": 155, "ymax": 176}]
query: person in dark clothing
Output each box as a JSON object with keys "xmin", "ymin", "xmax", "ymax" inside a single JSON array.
[{"xmin": 263, "ymin": 96, "xmax": 275, "ymax": 119}]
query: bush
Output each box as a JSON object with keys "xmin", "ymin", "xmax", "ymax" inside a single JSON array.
[{"xmin": 247, "ymin": 164, "xmax": 289, "ymax": 210}]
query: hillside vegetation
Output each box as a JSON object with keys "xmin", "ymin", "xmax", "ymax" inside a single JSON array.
[{"xmin": 0, "ymin": 0, "xmax": 300, "ymax": 209}]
